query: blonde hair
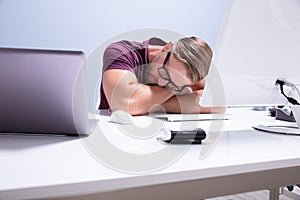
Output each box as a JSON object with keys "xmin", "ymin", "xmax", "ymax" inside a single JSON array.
[{"xmin": 172, "ymin": 36, "xmax": 213, "ymax": 82}]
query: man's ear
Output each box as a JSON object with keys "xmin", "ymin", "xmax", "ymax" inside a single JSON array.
[{"xmin": 162, "ymin": 42, "xmax": 173, "ymax": 52}]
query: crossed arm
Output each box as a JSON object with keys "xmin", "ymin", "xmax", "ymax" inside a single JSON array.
[{"xmin": 102, "ymin": 69, "xmax": 224, "ymax": 115}]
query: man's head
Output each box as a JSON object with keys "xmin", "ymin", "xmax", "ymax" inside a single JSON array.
[
  {"xmin": 151, "ymin": 36, "xmax": 213, "ymax": 93},
  {"xmin": 172, "ymin": 36, "xmax": 213, "ymax": 83}
]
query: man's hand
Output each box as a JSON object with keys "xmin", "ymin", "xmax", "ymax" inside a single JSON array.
[{"xmin": 172, "ymin": 86, "xmax": 194, "ymax": 96}]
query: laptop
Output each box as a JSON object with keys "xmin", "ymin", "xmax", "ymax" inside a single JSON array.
[{"xmin": 0, "ymin": 47, "xmax": 97, "ymax": 136}]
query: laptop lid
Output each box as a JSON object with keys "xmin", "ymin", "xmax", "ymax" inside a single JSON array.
[{"xmin": 0, "ymin": 47, "xmax": 92, "ymax": 136}]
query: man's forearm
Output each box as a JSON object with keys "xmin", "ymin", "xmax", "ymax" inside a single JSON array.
[
  {"xmin": 160, "ymin": 92, "xmax": 226, "ymax": 114},
  {"xmin": 160, "ymin": 93, "xmax": 200, "ymax": 113}
]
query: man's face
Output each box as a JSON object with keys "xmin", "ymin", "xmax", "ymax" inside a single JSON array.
[{"xmin": 156, "ymin": 51, "xmax": 193, "ymax": 94}]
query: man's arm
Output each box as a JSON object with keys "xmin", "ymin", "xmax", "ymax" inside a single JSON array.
[
  {"xmin": 159, "ymin": 91, "xmax": 226, "ymax": 114},
  {"xmin": 158, "ymin": 80, "xmax": 226, "ymax": 114},
  {"xmin": 103, "ymin": 69, "xmax": 174, "ymax": 115}
]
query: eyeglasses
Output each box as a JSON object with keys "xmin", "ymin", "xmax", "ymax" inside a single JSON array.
[{"xmin": 158, "ymin": 51, "xmax": 191, "ymax": 93}]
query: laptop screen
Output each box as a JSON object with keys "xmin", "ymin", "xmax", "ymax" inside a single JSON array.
[{"xmin": 0, "ymin": 48, "xmax": 90, "ymax": 135}]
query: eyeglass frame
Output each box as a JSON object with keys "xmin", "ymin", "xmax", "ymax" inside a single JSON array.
[{"xmin": 158, "ymin": 51, "xmax": 192, "ymax": 93}]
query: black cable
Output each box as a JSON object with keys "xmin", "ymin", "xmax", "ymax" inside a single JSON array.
[{"xmin": 275, "ymin": 79, "xmax": 300, "ymax": 105}]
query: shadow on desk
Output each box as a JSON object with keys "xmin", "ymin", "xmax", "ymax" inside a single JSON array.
[{"xmin": 0, "ymin": 133, "xmax": 79, "ymax": 150}]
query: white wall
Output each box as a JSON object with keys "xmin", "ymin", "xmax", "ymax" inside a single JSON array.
[{"xmin": 0, "ymin": 0, "xmax": 228, "ymax": 55}]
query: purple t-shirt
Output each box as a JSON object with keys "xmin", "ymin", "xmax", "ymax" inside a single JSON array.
[{"xmin": 99, "ymin": 37, "xmax": 167, "ymax": 109}]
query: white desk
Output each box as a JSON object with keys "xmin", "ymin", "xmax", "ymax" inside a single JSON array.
[{"xmin": 1, "ymin": 108, "xmax": 300, "ymax": 200}]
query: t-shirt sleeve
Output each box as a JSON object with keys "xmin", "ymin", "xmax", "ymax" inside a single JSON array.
[{"xmin": 102, "ymin": 42, "xmax": 136, "ymax": 73}]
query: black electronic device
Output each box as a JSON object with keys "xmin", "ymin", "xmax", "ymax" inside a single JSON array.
[{"xmin": 160, "ymin": 128, "xmax": 206, "ymax": 144}]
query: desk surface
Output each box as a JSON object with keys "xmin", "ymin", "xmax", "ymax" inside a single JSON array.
[{"xmin": 1, "ymin": 108, "xmax": 300, "ymax": 200}]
